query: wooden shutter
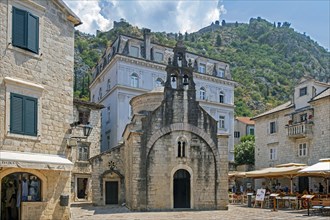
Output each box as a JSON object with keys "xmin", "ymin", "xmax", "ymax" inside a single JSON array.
[
  {"xmin": 10, "ymin": 94, "xmax": 24, "ymax": 133},
  {"xmin": 27, "ymin": 13, "xmax": 39, "ymax": 54},
  {"xmin": 24, "ymin": 97, "xmax": 38, "ymax": 135},
  {"xmin": 12, "ymin": 7, "xmax": 27, "ymax": 49}
]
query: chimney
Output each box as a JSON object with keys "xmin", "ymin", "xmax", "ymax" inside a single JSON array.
[{"xmin": 143, "ymin": 28, "xmax": 151, "ymax": 60}]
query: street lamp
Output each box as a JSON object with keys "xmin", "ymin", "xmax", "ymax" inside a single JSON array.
[{"xmin": 83, "ymin": 122, "xmax": 93, "ymax": 137}]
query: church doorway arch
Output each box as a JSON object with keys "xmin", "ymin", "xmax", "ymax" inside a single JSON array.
[{"xmin": 173, "ymin": 169, "xmax": 190, "ymax": 208}]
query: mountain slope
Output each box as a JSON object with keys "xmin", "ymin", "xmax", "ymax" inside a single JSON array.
[{"xmin": 74, "ymin": 17, "xmax": 330, "ymax": 116}]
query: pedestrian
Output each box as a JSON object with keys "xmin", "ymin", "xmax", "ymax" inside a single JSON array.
[{"xmin": 319, "ymin": 182, "xmax": 324, "ymax": 193}]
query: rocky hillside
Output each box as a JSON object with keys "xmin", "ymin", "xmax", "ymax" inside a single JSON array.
[{"xmin": 74, "ymin": 17, "xmax": 330, "ymax": 116}]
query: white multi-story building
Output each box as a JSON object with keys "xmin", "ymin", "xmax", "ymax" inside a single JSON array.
[{"xmin": 89, "ymin": 29, "xmax": 237, "ymax": 162}]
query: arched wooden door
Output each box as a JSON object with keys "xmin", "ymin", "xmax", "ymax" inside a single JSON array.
[{"xmin": 173, "ymin": 169, "xmax": 190, "ymax": 208}]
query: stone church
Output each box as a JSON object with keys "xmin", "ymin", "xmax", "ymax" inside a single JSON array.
[{"xmin": 90, "ymin": 39, "xmax": 229, "ymax": 211}]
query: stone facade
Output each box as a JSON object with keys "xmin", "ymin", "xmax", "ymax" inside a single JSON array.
[
  {"xmin": 70, "ymin": 99, "xmax": 103, "ymax": 203},
  {"xmin": 253, "ymin": 77, "xmax": 330, "ymax": 191},
  {"xmin": 0, "ymin": 1, "xmax": 80, "ymax": 219},
  {"xmin": 89, "ymin": 29, "xmax": 236, "ymax": 163},
  {"xmin": 90, "ymin": 40, "xmax": 229, "ymax": 211}
]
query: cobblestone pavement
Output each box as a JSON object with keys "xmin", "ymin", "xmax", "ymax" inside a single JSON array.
[{"xmin": 70, "ymin": 204, "xmax": 330, "ymax": 220}]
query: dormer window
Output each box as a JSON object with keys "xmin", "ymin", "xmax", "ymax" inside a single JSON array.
[
  {"xmin": 218, "ymin": 69, "xmax": 225, "ymax": 78},
  {"xmin": 299, "ymin": 87, "xmax": 307, "ymax": 96},
  {"xmin": 130, "ymin": 46, "xmax": 139, "ymax": 57},
  {"xmin": 154, "ymin": 52, "xmax": 164, "ymax": 62},
  {"xmin": 199, "ymin": 63, "xmax": 206, "ymax": 73}
]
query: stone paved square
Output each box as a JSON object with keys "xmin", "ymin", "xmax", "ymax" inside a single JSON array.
[{"xmin": 71, "ymin": 204, "xmax": 330, "ymax": 220}]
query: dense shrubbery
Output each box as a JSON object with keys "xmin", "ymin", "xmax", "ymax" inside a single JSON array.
[{"xmin": 74, "ymin": 17, "xmax": 329, "ymax": 114}]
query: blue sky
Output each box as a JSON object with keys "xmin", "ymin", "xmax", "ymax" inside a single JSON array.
[{"xmin": 64, "ymin": 0, "xmax": 330, "ymax": 49}]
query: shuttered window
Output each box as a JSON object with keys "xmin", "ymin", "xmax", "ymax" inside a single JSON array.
[
  {"xmin": 10, "ymin": 93, "xmax": 38, "ymax": 136},
  {"xmin": 12, "ymin": 7, "xmax": 39, "ymax": 54}
]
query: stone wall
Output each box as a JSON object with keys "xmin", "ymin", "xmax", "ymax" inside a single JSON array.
[
  {"xmin": 0, "ymin": 0, "xmax": 75, "ymax": 155},
  {"xmin": 0, "ymin": 1, "xmax": 76, "ymax": 219}
]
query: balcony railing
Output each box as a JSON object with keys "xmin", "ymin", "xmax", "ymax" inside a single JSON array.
[{"xmin": 287, "ymin": 121, "xmax": 313, "ymax": 138}]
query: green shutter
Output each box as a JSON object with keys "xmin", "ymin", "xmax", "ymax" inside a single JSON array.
[
  {"xmin": 12, "ymin": 7, "xmax": 27, "ymax": 49},
  {"xmin": 27, "ymin": 13, "xmax": 39, "ymax": 54},
  {"xmin": 10, "ymin": 93, "xmax": 24, "ymax": 134},
  {"xmin": 10, "ymin": 93, "xmax": 38, "ymax": 136},
  {"xmin": 24, "ymin": 97, "xmax": 38, "ymax": 135}
]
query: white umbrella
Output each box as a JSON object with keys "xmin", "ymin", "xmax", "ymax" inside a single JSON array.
[{"xmin": 299, "ymin": 158, "xmax": 330, "ymax": 193}]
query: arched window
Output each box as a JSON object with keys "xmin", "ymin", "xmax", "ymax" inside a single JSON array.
[
  {"xmin": 98, "ymin": 87, "xmax": 102, "ymax": 100},
  {"xmin": 155, "ymin": 78, "xmax": 164, "ymax": 88},
  {"xmin": 199, "ymin": 87, "xmax": 206, "ymax": 100},
  {"xmin": 177, "ymin": 137, "xmax": 187, "ymax": 158},
  {"xmin": 219, "ymin": 91, "xmax": 225, "ymax": 103},
  {"xmin": 130, "ymin": 73, "xmax": 139, "ymax": 88}
]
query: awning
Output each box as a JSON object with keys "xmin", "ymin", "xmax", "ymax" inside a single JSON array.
[
  {"xmin": 245, "ymin": 165, "xmax": 306, "ymax": 178},
  {"xmin": 299, "ymin": 158, "xmax": 330, "ymax": 175},
  {"xmin": 0, "ymin": 151, "xmax": 73, "ymax": 171}
]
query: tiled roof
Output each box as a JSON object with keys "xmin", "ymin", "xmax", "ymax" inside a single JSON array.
[
  {"xmin": 252, "ymin": 101, "xmax": 294, "ymax": 120},
  {"xmin": 236, "ymin": 117, "xmax": 255, "ymax": 125}
]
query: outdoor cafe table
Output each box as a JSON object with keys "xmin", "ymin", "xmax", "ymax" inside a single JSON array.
[{"xmin": 276, "ymin": 196, "xmax": 299, "ymax": 209}]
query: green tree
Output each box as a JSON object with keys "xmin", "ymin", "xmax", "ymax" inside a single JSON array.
[
  {"xmin": 234, "ymin": 135, "xmax": 255, "ymax": 165},
  {"xmin": 215, "ymin": 34, "xmax": 222, "ymax": 47}
]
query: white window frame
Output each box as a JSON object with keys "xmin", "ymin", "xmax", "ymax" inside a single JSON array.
[
  {"xmin": 218, "ymin": 69, "xmax": 225, "ymax": 77},
  {"xmin": 7, "ymin": 0, "xmax": 46, "ymax": 58},
  {"xmin": 77, "ymin": 142, "xmax": 89, "ymax": 161},
  {"xmin": 4, "ymin": 77, "xmax": 43, "ymax": 140},
  {"xmin": 298, "ymin": 143, "xmax": 308, "ymax": 157},
  {"xmin": 199, "ymin": 87, "xmax": 206, "ymax": 100},
  {"xmin": 270, "ymin": 121, "xmax": 276, "ymax": 134},
  {"xmin": 130, "ymin": 45, "xmax": 139, "ymax": 57},
  {"xmin": 219, "ymin": 91, "xmax": 225, "ymax": 103},
  {"xmin": 154, "ymin": 51, "xmax": 164, "ymax": 62},
  {"xmin": 130, "ymin": 73, "xmax": 139, "ymax": 88},
  {"xmin": 299, "ymin": 87, "xmax": 307, "ymax": 96},
  {"xmin": 199, "ymin": 63, "xmax": 206, "ymax": 73},
  {"xmin": 248, "ymin": 126, "xmax": 254, "ymax": 135},
  {"xmin": 270, "ymin": 148, "xmax": 277, "ymax": 160},
  {"xmin": 218, "ymin": 115, "xmax": 225, "ymax": 129}
]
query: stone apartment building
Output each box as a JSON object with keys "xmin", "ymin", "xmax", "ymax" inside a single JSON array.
[
  {"xmin": 90, "ymin": 39, "xmax": 229, "ymax": 211},
  {"xmin": 252, "ymin": 77, "xmax": 330, "ymax": 192},
  {"xmin": 234, "ymin": 117, "xmax": 255, "ymax": 145},
  {"xmin": 0, "ymin": 1, "xmax": 80, "ymax": 219},
  {"xmin": 89, "ymin": 28, "xmax": 237, "ymax": 163},
  {"xmin": 70, "ymin": 99, "xmax": 103, "ymax": 203}
]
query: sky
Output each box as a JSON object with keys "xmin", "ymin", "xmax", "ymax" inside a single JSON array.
[{"xmin": 63, "ymin": 0, "xmax": 330, "ymax": 50}]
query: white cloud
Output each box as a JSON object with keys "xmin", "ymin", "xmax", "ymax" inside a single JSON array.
[
  {"xmin": 63, "ymin": 0, "xmax": 226, "ymax": 35},
  {"xmin": 63, "ymin": 0, "xmax": 112, "ymax": 34}
]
